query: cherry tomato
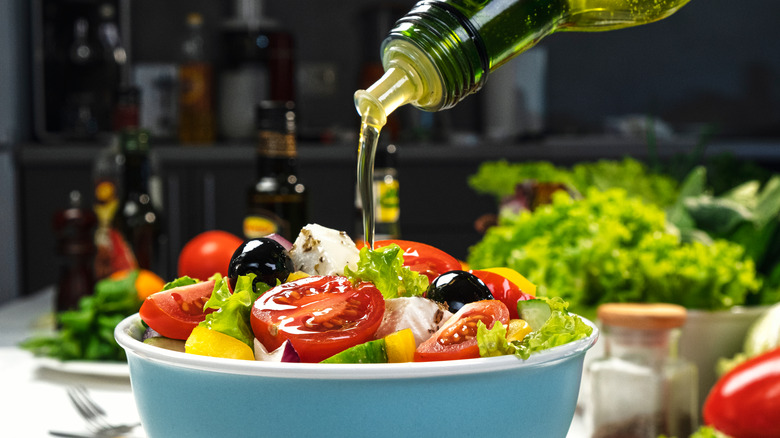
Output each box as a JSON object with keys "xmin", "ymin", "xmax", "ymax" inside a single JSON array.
[
  {"xmin": 139, "ymin": 279, "xmax": 216, "ymax": 340},
  {"xmin": 703, "ymin": 347, "xmax": 780, "ymax": 438},
  {"xmin": 250, "ymin": 276, "xmax": 385, "ymax": 363},
  {"xmin": 178, "ymin": 230, "xmax": 244, "ymax": 281},
  {"xmin": 414, "ymin": 300, "xmax": 510, "ymax": 362},
  {"xmin": 470, "ymin": 270, "xmax": 535, "ymax": 319},
  {"xmin": 373, "ymin": 239, "xmax": 461, "ymax": 283}
]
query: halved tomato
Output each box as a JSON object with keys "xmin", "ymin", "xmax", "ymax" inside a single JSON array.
[
  {"xmin": 139, "ymin": 279, "xmax": 216, "ymax": 340},
  {"xmin": 250, "ymin": 276, "xmax": 385, "ymax": 363},
  {"xmin": 414, "ymin": 300, "xmax": 510, "ymax": 362},
  {"xmin": 373, "ymin": 239, "xmax": 461, "ymax": 283},
  {"xmin": 470, "ymin": 269, "xmax": 535, "ymax": 319}
]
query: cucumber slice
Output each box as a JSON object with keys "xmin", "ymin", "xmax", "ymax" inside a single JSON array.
[
  {"xmin": 517, "ymin": 299, "xmax": 552, "ymax": 331},
  {"xmin": 320, "ymin": 338, "xmax": 388, "ymax": 364}
]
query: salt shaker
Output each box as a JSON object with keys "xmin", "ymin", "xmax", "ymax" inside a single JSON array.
[{"xmin": 586, "ymin": 303, "xmax": 698, "ymax": 438}]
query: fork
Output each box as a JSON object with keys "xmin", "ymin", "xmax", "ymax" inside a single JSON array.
[{"xmin": 66, "ymin": 386, "xmax": 140, "ymax": 436}]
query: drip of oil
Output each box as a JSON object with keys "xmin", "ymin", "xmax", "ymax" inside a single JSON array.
[{"xmin": 356, "ymin": 120, "xmax": 382, "ymax": 248}]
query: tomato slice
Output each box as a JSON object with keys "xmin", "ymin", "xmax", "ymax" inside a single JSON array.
[
  {"xmin": 139, "ymin": 279, "xmax": 216, "ymax": 340},
  {"xmin": 414, "ymin": 300, "xmax": 510, "ymax": 362},
  {"xmin": 373, "ymin": 239, "xmax": 462, "ymax": 283},
  {"xmin": 470, "ymin": 270, "xmax": 535, "ymax": 320},
  {"xmin": 250, "ymin": 276, "xmax": 385, "ymax": 363}
]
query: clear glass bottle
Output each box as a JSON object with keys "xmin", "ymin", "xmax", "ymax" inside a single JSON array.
[
  {"xmin": 354, "ymin": 0, "xmax": 692, "ymax": 127},
  {"xmin": 586, "ymin": 303, "xmax": 698, "ymax": 438},
  {"xmin": 244, "ymin": 101, "xmax": 307, "ymax": 241}
]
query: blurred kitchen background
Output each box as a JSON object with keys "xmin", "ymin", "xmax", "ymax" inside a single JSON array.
[{"xmin": 1, "ymin": 0, "xmax": 779, "ymax": 304}]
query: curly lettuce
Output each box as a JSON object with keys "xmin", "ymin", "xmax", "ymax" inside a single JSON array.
[
  {"xmin": 468, "ymin": 188, "xmax": 761, "ymax": 315},
  {"xmin": 198, "ymin": 274, "xmax": 270, "ymax": 347},
  {"xmin": 345, "ymin": 244, "xmax": 429, "ymax": 299},
  {"xmin": 477, "ymin": 298, "xmax": 593, "ymax": 360}
]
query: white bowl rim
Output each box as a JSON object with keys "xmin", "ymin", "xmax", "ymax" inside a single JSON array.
[{"xmin": 115, "ymin": 313, "xmax": 599, "ymax": 380}]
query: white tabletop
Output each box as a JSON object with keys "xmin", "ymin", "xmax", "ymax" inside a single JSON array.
[
  {"xmin": 0, "ymin": 288, "xmax": 588, "ymax": 438},
  {"xmin": 0, "ymin": 288, "xmax": 146, "ymax": 438}
]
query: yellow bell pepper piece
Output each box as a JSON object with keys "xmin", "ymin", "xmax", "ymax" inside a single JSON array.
[
  {"xmin": 384, "ymin": 329, "xmax": 415, "ymax": 363},
  {"xmin": 483, "ymin": 267, "xmax": 536, "ymax": 296},
  {"xmin": 506, "ymin": 319, "xmax": 533, "ymax": 342},
  {"xmin": 185, "ymin": 326, "xmax": 255, "ymax": 360},
  {"xmin": 286, "ymin": 271, "xmax": 309, "ymax": 283}
]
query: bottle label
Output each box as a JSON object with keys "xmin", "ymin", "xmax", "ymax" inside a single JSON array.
[
  {"xmin": 376, "ymin": 179, "xmax": 400, "ymax": 223},
  {"xmin": 244, "ymin": 213, "xmax": 286, "ymax": 239},
  {"xmin": 258, "ymin": 131, "xmax": 295, "ymax": 158}
]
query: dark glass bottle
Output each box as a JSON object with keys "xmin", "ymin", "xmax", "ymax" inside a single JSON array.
[
  {"xmin": 244, "ymin": 101, "xmax": 307, "ymax": 241},
  {"xmin": 53, "ymin": 191, "xmax": 97, "ymax": 312},
  {"xmin": 114, "ymin": 129, "xmax": 160, "ymax": 271}
]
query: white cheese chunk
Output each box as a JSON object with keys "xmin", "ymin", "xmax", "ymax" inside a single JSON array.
[
  {"xmin": 254, "ymin": 338, "xmax": 286, "ymax": 362},
  {"xmin": 289, "ymin": 223, "xmax": 360, "ymax": 276},
  {"xmin": 375, "ymin": 297, "xmax": 453, "ymax": 346}
]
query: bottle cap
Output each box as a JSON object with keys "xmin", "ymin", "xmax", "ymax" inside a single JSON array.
[{"xmin": 597, "ymin": 302, "xmax": 687, "ymax": 330}]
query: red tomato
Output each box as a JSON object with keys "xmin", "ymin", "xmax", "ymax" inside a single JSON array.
[
  {"xmin": 414, "ymin": 300, "xmax": 510, "ymax": 362},
  {"xmin": 178, "ymin": 230, "xmax": 244, "ymax": 281},
  {"xmin": 251, "ymin": 276, "xmax": 385, "ymax": 363},
  {"xmin": 470, "ymin": 270, "xmax": 534, "ymax": 319},
  {"xmin": 139, "ymin": 279, "xmax": 216, "ymax": 340},
  {"xmin": 703, "ymin": 347, "xmax": 780, "ymax": 438},
  {"xmin": 373, "ymin": 239, "xmax": 461, "ymax": 283}
]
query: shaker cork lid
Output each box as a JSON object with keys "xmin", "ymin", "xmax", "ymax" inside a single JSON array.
[{"xmin": 597, "ymin": 302, "xmax": 687, "ymax": 330}]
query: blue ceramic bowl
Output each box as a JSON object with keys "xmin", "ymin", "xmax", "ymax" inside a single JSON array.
[{"xmin": 115, "ymin": 313, "xmax": 598, "ymax": 438}]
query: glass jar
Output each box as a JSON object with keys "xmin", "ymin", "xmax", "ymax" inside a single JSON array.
[{"xmin": 586, "ymin": 303, "xmax": 698, "ymax": 438}]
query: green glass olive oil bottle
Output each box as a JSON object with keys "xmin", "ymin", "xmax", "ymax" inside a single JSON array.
[{"xmin": 354, "ymin": 0, "xmax": 690, "ymax": 247}]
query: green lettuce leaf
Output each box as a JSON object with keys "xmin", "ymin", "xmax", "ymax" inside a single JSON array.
[
  {"xmin": 344, "ymin": 244, "xmax": 429, "ymax": 299},
  {"xmin": 476, "ymin": 297, "xmax": 592, "ymax": 360},
  {"xmin": 162, "ymin": 275, "xmax": 199, "ymax": 291},
  {"xmin": 477, "ymin": 321, "xmax": 516, "ymax": 357},
  {"xmin": 198, "ymin": 274, "xmax": 270, "ymax": 347},
  {"xmin": 514, "ymin": 301, "xmax": 593, "ymax": 360}
]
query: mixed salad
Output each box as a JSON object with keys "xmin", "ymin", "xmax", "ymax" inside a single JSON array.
[{"xmin": 138, "ymin": 224, "xmax": 593, "ymax": 364}]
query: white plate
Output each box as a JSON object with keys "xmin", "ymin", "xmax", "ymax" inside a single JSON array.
[{"xmin": 36, "ymin": 357, "xmax": 129, "ymax": 377}]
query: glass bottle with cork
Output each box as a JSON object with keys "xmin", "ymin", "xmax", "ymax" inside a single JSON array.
[
  {"xmin": 244, "ymin": 101, "xmax": 307, "ymax": 241},
  {"xmin": 179, "ymin": 12, "xmax": 216, "ymax": 144},
  {"xmin": 586, "ymin": 302, "xmax": 698, "ymax": 438}
]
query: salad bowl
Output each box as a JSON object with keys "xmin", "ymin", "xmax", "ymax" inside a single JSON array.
[{"xmin": 115, "ymin": 313, "xmax": 598, "ymax": 438}]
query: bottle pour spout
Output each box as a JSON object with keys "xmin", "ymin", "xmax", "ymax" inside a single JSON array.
[{"xmin": 354, "ymin": 66, "xmax": 416, "ymax": 128}]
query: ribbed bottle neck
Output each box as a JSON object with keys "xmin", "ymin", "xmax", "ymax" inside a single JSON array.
[{"xmin": 383, "ymin": 0, "xmax": 489, "ymax": 111}]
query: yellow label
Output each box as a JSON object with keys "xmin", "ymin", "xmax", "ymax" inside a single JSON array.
[
  {"xmin": 376, "ymin": 180, "xmax": 400, "ymax": 223},
  {"xmin": 95, "ymin": 181, "xmax": 116, "ymax": 202},
  {"xmin": 243, "ymin": 215, "xmax": 279, "ymax": 239}
]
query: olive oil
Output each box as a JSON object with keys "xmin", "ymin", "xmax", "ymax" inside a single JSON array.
[{"xmin": 355, "ymin": 0, "xmax": 691, "ymax": 246}]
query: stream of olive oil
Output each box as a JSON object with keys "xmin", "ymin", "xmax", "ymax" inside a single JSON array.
[{"xmin": 357, "ymin": 120, "xmax": 382, "ymax": 249}]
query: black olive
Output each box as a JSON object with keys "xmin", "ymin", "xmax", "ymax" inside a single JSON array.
[
  {"xmin": 228, "ymin": 238, "xmax": 293, "ymax": 290},
  {"xmin": 425, "ymin": 270, "xmax": 493, "ymax": 313}
]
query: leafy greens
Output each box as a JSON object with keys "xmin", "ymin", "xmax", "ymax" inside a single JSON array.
[
  {"xmin": 467, "ymin": 188, "xmax": 761, "ymax": 315},
  {"xmin": 345, "ymin": 244, "xmax": 429, "ymax": 299},
  {"xmin": 477, "ymin": 297, "xmax": 593, "ymax": 360}
]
